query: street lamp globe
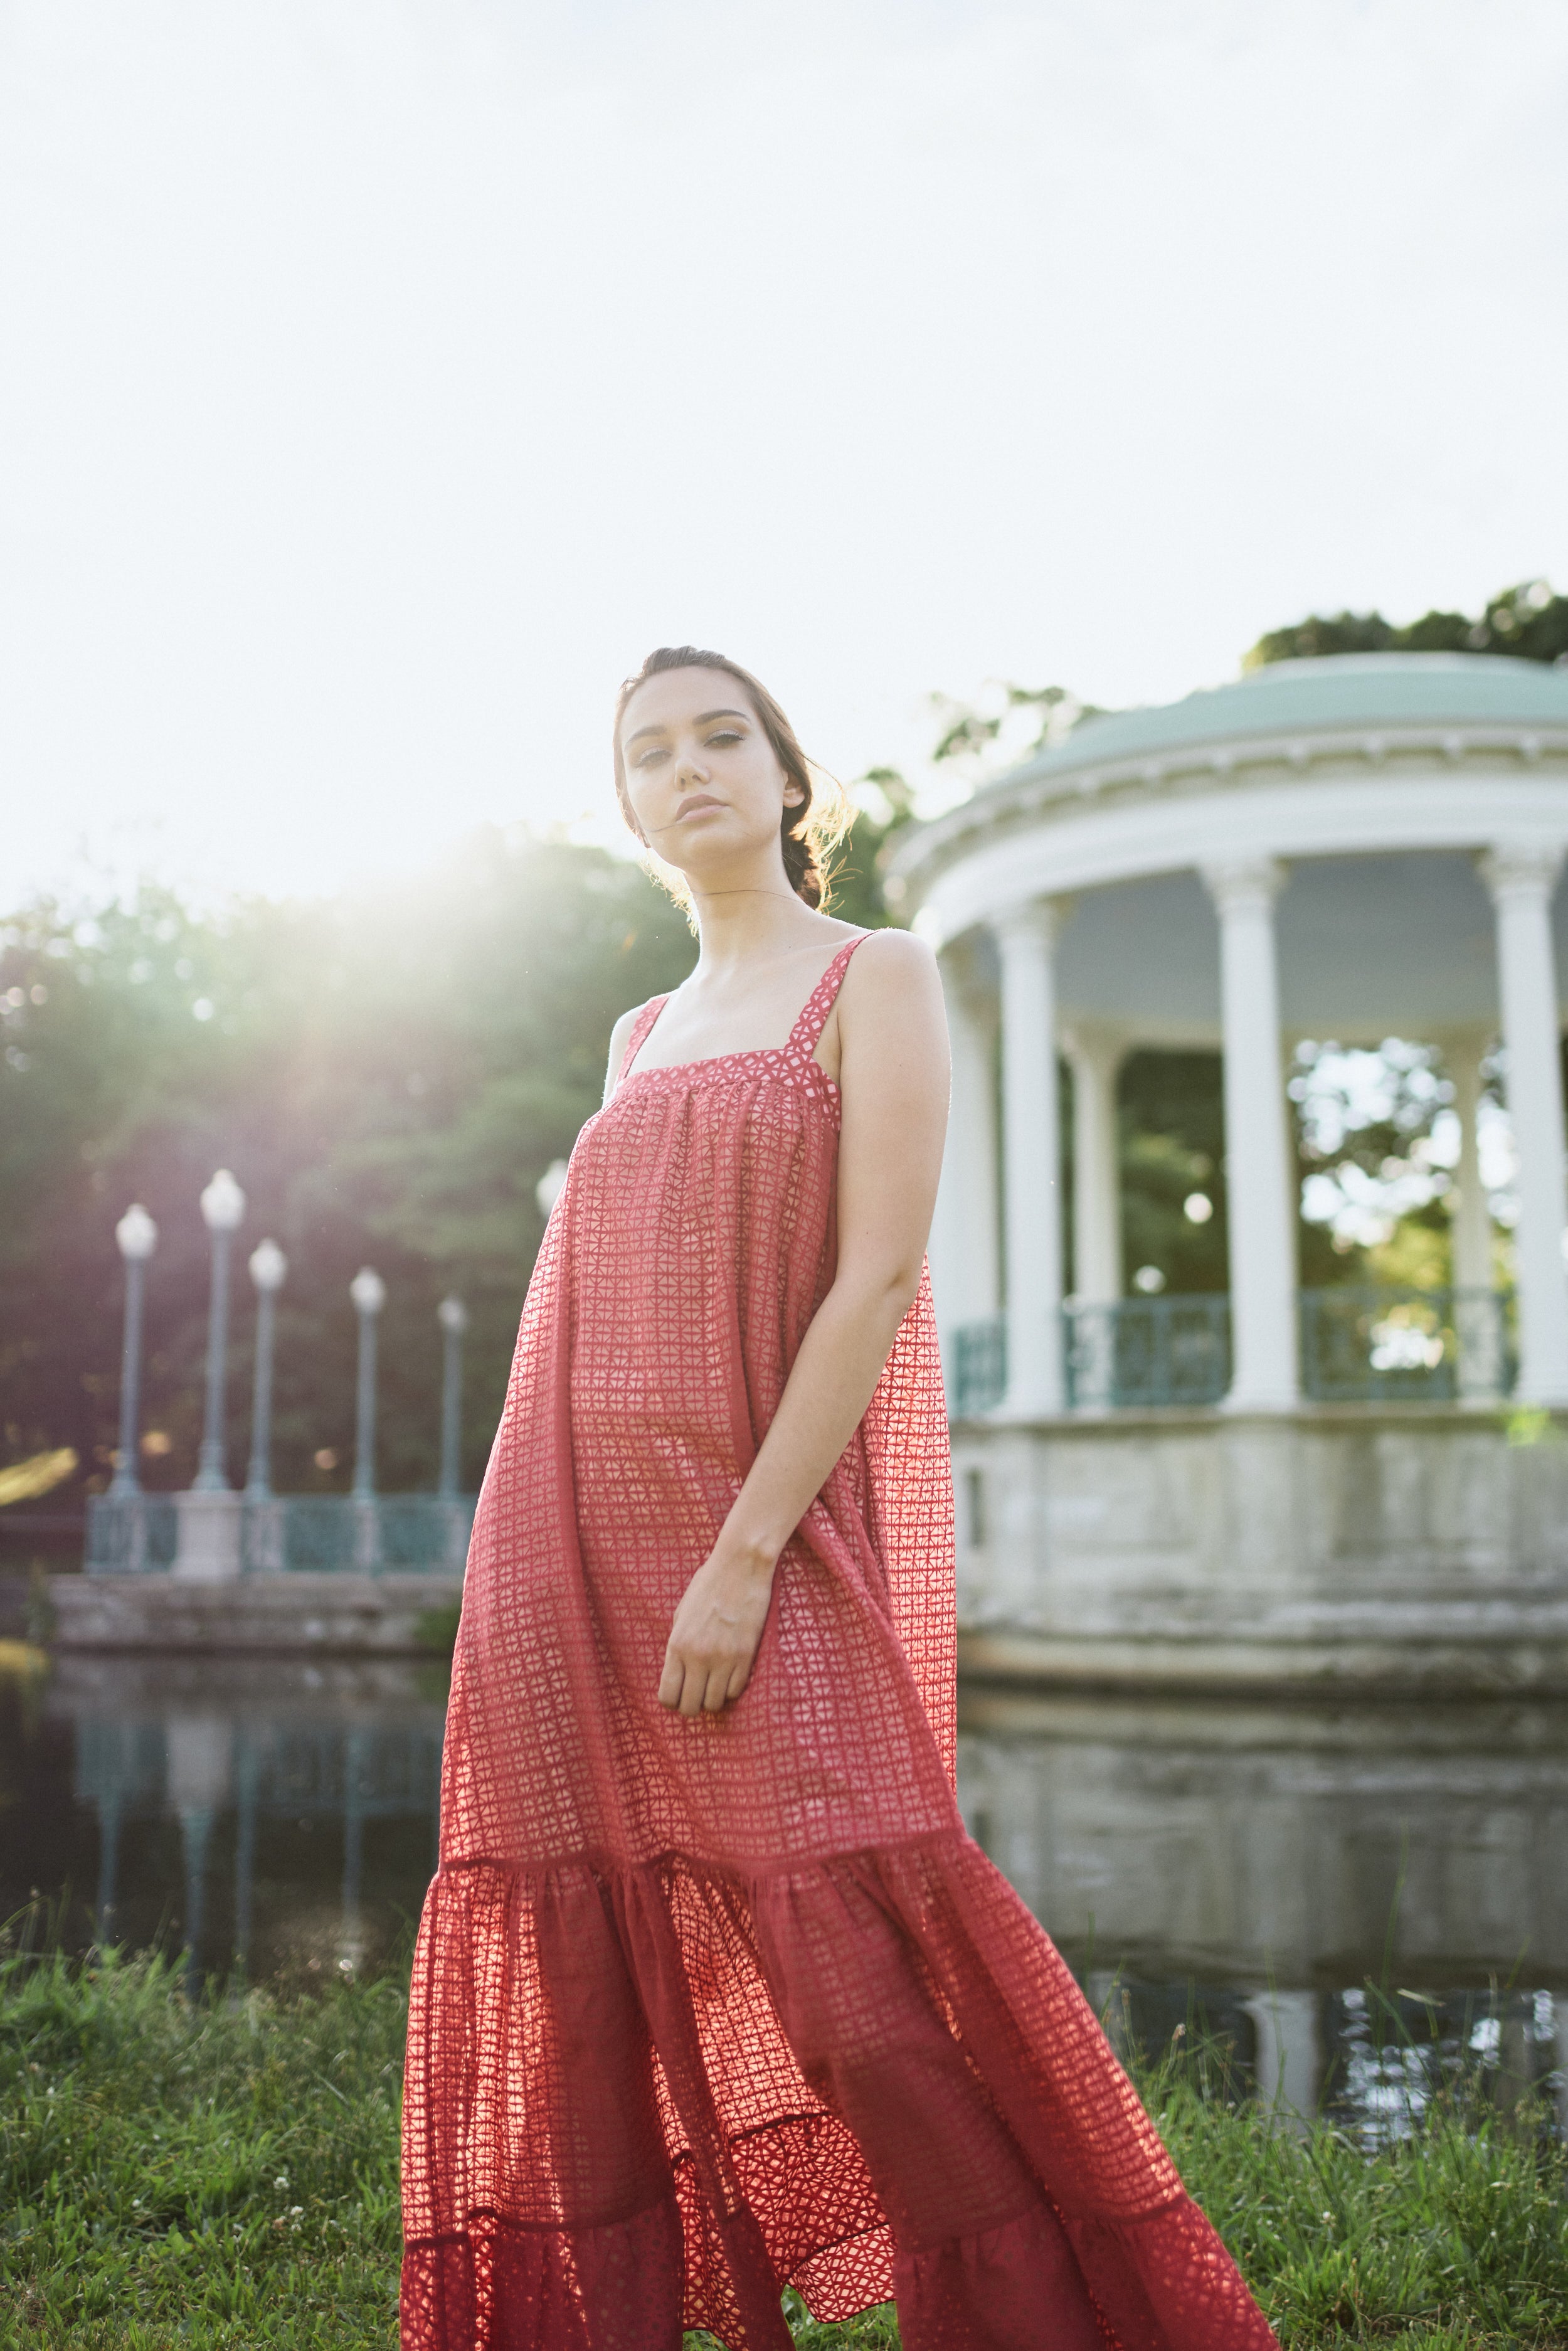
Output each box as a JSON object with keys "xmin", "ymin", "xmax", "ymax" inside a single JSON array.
[
  {"xmin": 437, "ymin": 1295, "xmax": 469, "ymax": 1337},
  {"xmin": 350, "ymin": 1267, "xmax": 387, "ymax": 1317},
  {"xmin": 115, "ymin": 1204, "xmax": 158, "ymax": 1261},
  {"xmin": 249, "ymin": 1239, "xmax": 288, "ymax": 1293},
  {"xmin": 200, "ymin": 1169, "xmax": 246, "ymax": 1233}
]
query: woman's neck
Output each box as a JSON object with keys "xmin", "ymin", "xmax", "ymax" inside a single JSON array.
[{"xmin": 686, "ymin": 874, "xmax": 827, "ymax": 982}]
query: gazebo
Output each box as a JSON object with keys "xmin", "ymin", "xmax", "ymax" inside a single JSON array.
[{"xmin": 889, "ymin": 653, "xmax": 1568, "ymax": 1690}]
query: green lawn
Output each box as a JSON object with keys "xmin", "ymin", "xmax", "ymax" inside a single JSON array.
[{"xmin": 1, "ymin": 1943, "xmax": 1564, "ymax": 2349}]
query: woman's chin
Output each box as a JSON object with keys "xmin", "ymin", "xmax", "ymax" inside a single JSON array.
[{"xmin": 672, "ymin": 831, "xmax": 775, "ymax": 878}]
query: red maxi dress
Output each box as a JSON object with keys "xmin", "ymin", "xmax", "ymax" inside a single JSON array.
[{"xmin": 401, "ymin": 937, "xmax": 1279, "ymax": 2351}]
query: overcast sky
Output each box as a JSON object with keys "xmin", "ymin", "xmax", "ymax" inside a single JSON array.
[{"xmin": 4, "ymin": 0, "xmax": 1565, "ymax": 908}]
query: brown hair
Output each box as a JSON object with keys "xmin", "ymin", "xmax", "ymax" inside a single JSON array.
[{"xmin": 613, "ymin": 646, "xmax": 849, "ymax": 910}]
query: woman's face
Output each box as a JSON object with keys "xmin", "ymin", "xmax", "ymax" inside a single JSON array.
[{"xmin": 620, "ymin": 667, "xmax": 802, "ymax": 879}]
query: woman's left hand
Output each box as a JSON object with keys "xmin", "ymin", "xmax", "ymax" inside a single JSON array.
[{"xmin": 659, "ymin": 1539, "xmax": 777, "ymax": 1716}]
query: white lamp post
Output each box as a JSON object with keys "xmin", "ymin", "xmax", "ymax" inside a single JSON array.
[
  {"xmin": 193, "ymin": 1169, "xmax": 246, "ymax": 1492},
  {"xmin": 437, "ymin": 1295, "xmax": 468, "ymax": 1499},
  {"xmin": 108, "ymin": 1204, "xmax": 157, "ymax": 1502},
  {"xmin": 349, "ymin": 1268, "xmax": 386, "ymax": 1502},
  {"xmin": 245, "ymin": 1240, "xmax": 288, "ymax": 1500}
]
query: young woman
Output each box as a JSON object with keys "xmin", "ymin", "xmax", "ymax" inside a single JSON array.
[{"xmin": 400, "ymin": 649, "xmax": 1278, "ymax": 2351}]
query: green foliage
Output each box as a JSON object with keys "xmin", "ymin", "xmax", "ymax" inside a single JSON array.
[
  {"xmin": 0, "ymin": 839, "xmax": 696, "ymax": 1505},
  {"xmin": 824, "ymin": 771, "xmax": 916, "ymax": 933},
  {"xmin": 411, "ymin": 1600, "xmax": 463, "ymax": 1657},
  {"xmin": 1246, "ymin": 578, "xmax": 1568, "ymax": 671},
  {"xmin": 3, "ymin": 1946, "xmax": 1565, "ymax": 2348},
  {"xmin": 926, "ymin": 682, "xmax": 1100, "ymax": 770},
  {"xmin": 1290, "ymin": 1041, "xmax": 1470, "ymax": 1288},
  {"xmin": 1115, "ymin": 1052, "xmax": 1229, "ymax": 1293}
]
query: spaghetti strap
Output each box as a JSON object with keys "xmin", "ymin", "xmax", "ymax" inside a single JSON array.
[
  {"xmin": 785, "ymin": 933, "xmax": 872, "ymax": 1061},
  {"xmin": 616, "ymin": 996, "xmax": 668, "ymax": 1089}
]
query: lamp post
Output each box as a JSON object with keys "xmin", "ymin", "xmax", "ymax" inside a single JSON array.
[
  {"xmin": 350, "ymin": 1268, "xmax": 386, "ymax": 1502},
  {"xmin": 437, "ymin": 1295, "xmax": 468, "ymax": 1499},
  {"xmin": 108, "ymin": 1204, "xmax": 157, "ymax": 1502},
  {"xmin": 193, "ymin": 1169, "xmax": 246, "ymax": 1492},
  {"xmin": 245, "ymin": 1240, "xmax": 287, "ymax": 1499}
]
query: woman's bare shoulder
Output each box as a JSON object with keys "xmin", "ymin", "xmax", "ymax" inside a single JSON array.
[
  {"xmin": 834, "ymin": 929, "xmax": 945, "ymax": 1057},
  {"xmin": 843, "ymin": 927, "xmax": 940, "ymax": 992},
  {"xmin": 854, "ymin": 924, "xmax": 935, "ymax": 962}
]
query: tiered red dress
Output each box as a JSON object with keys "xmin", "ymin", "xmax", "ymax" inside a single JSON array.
[{"xmin": 401, "ymin": 937, "xmax": 1278, "ymax": 2351}]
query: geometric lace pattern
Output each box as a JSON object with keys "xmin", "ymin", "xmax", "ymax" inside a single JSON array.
[{"xmin": 401, "ymin": 938, "xmax": 1279, "ymax": 2350}]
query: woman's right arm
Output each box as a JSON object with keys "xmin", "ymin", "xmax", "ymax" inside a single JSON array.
[{"xmin": 601, "ymin": 1007, "xmax": 640, "ymax": 1107}]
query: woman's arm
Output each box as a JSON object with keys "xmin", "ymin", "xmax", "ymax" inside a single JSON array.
[{"xmin": 659, "ymin": 931, "xmax": 951, "ymax": 1716}]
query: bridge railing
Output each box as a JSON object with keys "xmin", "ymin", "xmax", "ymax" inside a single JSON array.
[{"xmin": 84, "ymin": 1492, "xmax": 474, "ymax": 1575}]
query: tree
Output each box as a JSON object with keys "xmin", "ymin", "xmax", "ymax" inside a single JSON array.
[
  {"xmin": 824, "ymin": 768, "xmax": 916, "ymax": 930},
  {"xmin": 1244, "ymin": 579, "xmax": 1567, "ymax": 671},
  {"xmin": 0, "ymin": 840, "xmax": 696, "ymax": 1505}
]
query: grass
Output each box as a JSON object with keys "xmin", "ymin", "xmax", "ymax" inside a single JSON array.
[{"xmin": 0, "ymin": 1941, "xmax": 1565, "ymax": 2348}]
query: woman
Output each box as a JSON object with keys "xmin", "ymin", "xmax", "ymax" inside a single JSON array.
[{"xmin": 401, "ymin": 647, "xmax": 1278, "ymax": 2351}]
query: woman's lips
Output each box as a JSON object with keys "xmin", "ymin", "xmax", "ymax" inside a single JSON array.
[{"xmin": 675, "ymin": 795, "xmax": 724, "ymax": 819}]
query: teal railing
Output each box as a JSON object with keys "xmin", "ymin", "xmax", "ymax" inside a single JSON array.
[
  {"xmin": 1297, "ymin": 1285, "xmax": 1515, "ymax": 1404},
  {"xmin": 951, "ymin": 1317, "xmax": 1008, "ymax": 1416},
  {"xmin": 948, "ymin": 1287, "xmax": 1517, "ymax": 1414},
  {"xmin": 84, "ymin": 1492, "xmax": 475, "ymax": 1575},
  {"xmin": 1067, "ymin": 1293, "xmax": 1231, "ymax": 1409}
]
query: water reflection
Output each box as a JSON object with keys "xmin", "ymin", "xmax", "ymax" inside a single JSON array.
[
  {"xmin": 3, "ymin": 1658, "xmax": 1564, "ymax": 2126},
  {"xmin": 25, "ymin": 1657, "xmax": 446, "ymax": 1986},
  {"xmin": 957, "ymin": 1684, "xmax": 1568, "ymax": 2125}
]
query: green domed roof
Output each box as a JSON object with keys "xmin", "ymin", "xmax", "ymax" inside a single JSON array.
[{"xmin": 1003, "ymin": 653, "xmax": 1568, "ymax": 787}]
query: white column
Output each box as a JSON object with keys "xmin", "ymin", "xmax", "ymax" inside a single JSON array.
[
  {"xmin": 1202, "ymin": 857, "xmax": 1298, "ymax": 1411},
  {"xmin": 930, "ymin": 949, "xmax": 999, "ymax": 1344},
  {"xmin": 1064, "ymin": 1027, "xmax": 1125, "ymax": 1302},
  {"xmin": 996, "ymin": 900, "xmax": 1066, "ymax": 1417},
  {"xmin": 1445, "ymin": 1031, "xmax": 1503, "ymax": 1401},
  {"xmin": 1481, "ymin": 844, "xmax": 1568, "ymax": 1406}
]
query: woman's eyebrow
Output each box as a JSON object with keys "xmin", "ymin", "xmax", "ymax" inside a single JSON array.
[{"xmin": 624, "ymin": 706, "xmax": 750, "ymax": 749}]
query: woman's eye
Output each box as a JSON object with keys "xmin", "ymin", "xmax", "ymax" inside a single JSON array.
[
  {"xmin": 705, "ymin": 730, "xmax": 742, "ymax": 747},
  {"xmin": 635, "ymin": 747, "xmax": 668, "ymax": 768}
]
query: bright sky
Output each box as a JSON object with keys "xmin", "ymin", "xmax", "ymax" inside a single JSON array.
[{"xmin": 4, "ymin": 0, "xmax": 1566, "ymax": 908}]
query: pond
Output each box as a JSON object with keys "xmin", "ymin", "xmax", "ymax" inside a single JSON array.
[{"xmin": 3, "ymin": 1652, "xmax": 1564, "ymax": 2137}]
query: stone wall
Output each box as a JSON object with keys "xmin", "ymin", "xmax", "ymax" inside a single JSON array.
[
  {"xmin": 951, "ymin": 1406, "xmax": 1568, "ymax": 1692},
  {"xmin": 49, "ymin": 1571, "xmax": 462, "ymax": 1655}
]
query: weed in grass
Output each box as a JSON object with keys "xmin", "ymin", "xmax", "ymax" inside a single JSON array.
[{"xmin": 1, "ymin": 1941, "xmax": 1566, "ymax": 2349}]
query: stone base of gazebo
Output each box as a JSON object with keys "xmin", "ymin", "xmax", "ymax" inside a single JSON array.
[{"xmin": 952, "ymin": 1407, "xmax": 1568, "ymax": 1694}]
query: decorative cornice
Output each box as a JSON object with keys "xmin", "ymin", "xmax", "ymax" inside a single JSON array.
[
  {"xmin": 991, "ymin": 895, "xmax": 1071, "ymax": 952},
  {"xmin": 1478, "ymin": 841, "xmax": 1568, "ymax": 901},
  {"xmin": 1201, "ymin": 856, "xmax": 1287, "ymax": 915},
  {"xmin": 1061, "ymin": 1021, "xmax": 1130, "ymax": 1074},
  {"xmin": 887, "ymin": 723, "xmax": 1568, "ymax": 904}
]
